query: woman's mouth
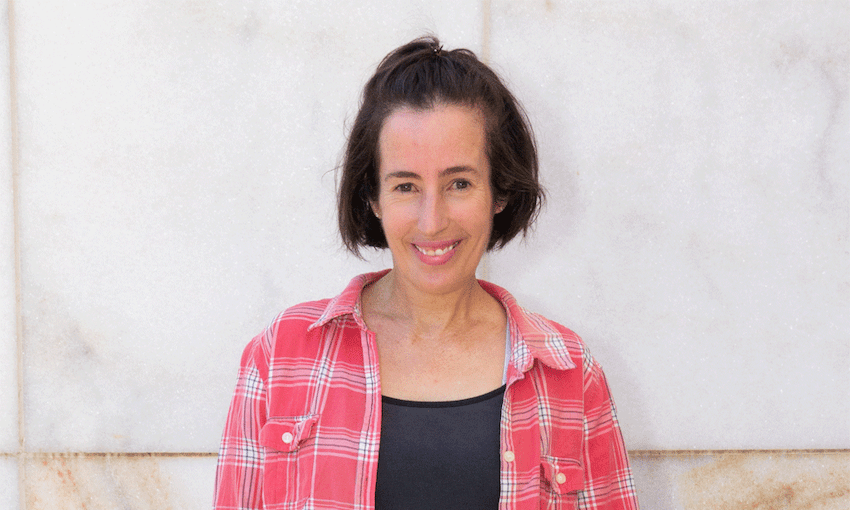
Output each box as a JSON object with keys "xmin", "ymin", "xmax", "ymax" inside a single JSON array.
[{"xmin": 413, "ymin": 241, "xmax": 460, "ymax": 257}]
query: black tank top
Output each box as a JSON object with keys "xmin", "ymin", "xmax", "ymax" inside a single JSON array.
[{"xmin": 375, "ymin": 386, "xmax": 505, "ymax": 509}]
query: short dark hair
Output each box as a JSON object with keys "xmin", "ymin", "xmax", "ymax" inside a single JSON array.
[{"xmin": 338, "ymin": 35, "xmax": 544, "ymax": 256}]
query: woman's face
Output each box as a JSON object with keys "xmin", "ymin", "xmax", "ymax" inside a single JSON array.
[{"xmin": 372, "ymin": 104, "xmax": 502, "ymax": 295}]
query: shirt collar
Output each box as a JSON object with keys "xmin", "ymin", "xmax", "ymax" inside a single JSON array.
[
  {"xmin": 309, "ymin": 270, "xmax": 390, "ymax": 330},
  {"xmin": 478, "ymin": 280, "xmax": 578, "ymax": 373},
  {"xmin": 310, "ymin": 270, "xmax": 577, "ymax": 373}
]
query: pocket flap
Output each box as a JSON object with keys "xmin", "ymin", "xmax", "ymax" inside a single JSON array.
[
  {"xmin": 259, "ymin": 415, "xmax": 319, "ymax": 453},
  {"xmin": 541, "ymin": 457, "xmax": 584, "ymax": 494}
]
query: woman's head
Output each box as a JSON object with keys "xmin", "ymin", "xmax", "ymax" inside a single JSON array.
[{"xmin": 338, "ymin": 35, "xmax": 544, "ymax": 256}]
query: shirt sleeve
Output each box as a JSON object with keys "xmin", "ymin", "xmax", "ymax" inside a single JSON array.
[
  {"xmin": 578, "ymin": 352, "xmax": 640, "ymax": 510},
  {"xmin": 213, "ymin": 334, "xmax": 270, "ymax": 510}
]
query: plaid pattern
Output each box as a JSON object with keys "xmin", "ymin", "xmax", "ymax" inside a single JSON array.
[{"xmin": 214, "ymin": 271, "xmax": 639, "ymax": 509}]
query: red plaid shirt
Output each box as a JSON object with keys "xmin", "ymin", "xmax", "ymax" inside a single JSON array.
[{"xmin": 214, "ymin": 271, "xmax": 639, "ymax": 509}]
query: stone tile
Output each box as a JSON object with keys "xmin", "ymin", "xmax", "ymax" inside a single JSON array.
[
  {"xmin": 487, "ymin": 1, "xmax": 850, "ymax": 449},
  {"xmin": 631, "ymin": 452, "xmax": 713, "ymax": 509},
  {"xmin": 21, "ymin": 451, "xmax": 849, "ymax": 509},
  {"xmin": 0, "ymin": 457, "xmax": 19, "ymax": 510},
  {"xmin": 15, "ymin": 1, "xmax": 483, "ymax": 453},
  {"xmin": 631, "ymin": 450, "xmax": 850, "ymax": 509},
  {"xmin": 24, "ymin": 454, "xmax": 215, "ymax": 510}
]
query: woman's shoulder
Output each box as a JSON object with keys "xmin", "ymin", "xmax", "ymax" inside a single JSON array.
[
  {"xmin": 480, "ymin": 280, "xmax": 582, "ymax": 341},
  {"xmin": 275, "ymin": 298, "xmax": 335, "ymax": 324},
  {"xmin": 237, "ymin": 297, "xmax": 342, "ymax": 375},
  {"xmin": 521, "ymin": 309, "xmax": 609, "ymax": 379},
  {"xmin": 253, "ymin": 271, "xmax": 383, "ymax": 350},
  {"xmin": 256, "ymin": 297, "xmax": 338, "ymax": 348},
  {"xmin": 479, "ymin": 280, "xmax": 594, "ymax": 372}
]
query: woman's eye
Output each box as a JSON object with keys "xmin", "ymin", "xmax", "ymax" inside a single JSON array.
[
  {"xmin": 453, "ymin": 179, "xmax": 471, "ymax": 190},
  {"xmin": 395, "ymin": 183, "xmax": 413, "ymax": 192}
]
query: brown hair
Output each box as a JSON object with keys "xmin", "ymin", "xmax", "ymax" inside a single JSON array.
[{"xmin": 338, "ymin": 36, "xmax": 544, "ymax": 256}]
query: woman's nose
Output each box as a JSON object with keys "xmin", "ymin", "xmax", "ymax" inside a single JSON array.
[{"xmin": 418, "ymin": 191, "xmax": 449, "ymax": 234}]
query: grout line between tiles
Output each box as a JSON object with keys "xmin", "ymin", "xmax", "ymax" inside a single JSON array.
[
  {"xmin": 6, "ymin": 0, "xmax": 23, "ymax": 508},
  {"xmin": 627, "ymin": 449, "xmax": 850, "ymax": 457},
  {"xmin": 1, "ymin": 452, "xmax": 219, "ymax": 459},
  {"xmin": 478, "ymin": 0, "xmax": 492, "ymax": 282},
  {"xmin": 481, "ymin": 0, "xmax": 491, "ymax": 64},
  {"xmin": 1, "ymin": 449, "xmax": 846, "ymax": 460}
]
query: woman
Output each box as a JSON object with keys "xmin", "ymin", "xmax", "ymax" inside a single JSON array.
[{"xmin": 214, "ymin": 37, "xmax": 639, "ymax": 509}]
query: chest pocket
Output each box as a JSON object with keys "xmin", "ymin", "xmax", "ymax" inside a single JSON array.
[
  {"xmin": 259, "ymin": 415, "xmax": 319, "ymax": 506},
  {"xmin": 540, "ymin": 456, "xmax": 584, "ymax": 509}
]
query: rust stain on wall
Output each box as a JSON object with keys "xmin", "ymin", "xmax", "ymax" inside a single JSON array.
[
  {"xmin": 681, "ymin": 451, "xmax": 849, "ymax": 509},
  {"xmin": 25, "ymin": 453, "xmax": 177, "ymax": 510}
]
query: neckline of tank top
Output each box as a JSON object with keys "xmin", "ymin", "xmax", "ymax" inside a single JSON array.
[{"xmin": 382, "ymin": 385, "xmax": 507, "ymax": 408}]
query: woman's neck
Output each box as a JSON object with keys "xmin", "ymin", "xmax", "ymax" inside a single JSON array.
[{"xmin": 365, "ymin": 271, "xmax": 494, "ymax": 340}]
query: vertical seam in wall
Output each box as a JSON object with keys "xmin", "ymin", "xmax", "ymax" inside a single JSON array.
[
  {"xmin": 482, "ymin": 0, "xmax": 491, "ymax": 63},
  {"xmin": 480, "ymin": 0, "xmax": 492, "ymax": 281},
  {"xmin": 6, "ymin": 0, "xmax": 24, "ymax": 508}
]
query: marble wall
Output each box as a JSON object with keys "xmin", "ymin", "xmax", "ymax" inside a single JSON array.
[{"xmin": 1, "ymin": 0, "xmax": 847, "ymax": 508}]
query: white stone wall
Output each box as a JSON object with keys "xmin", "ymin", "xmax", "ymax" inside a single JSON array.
[{"xmin": 0, "ymin": 1, "xmax": 847, "ymax": 508}]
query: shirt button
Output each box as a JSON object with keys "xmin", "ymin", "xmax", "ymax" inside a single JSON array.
[
  {"xmin": 556, "ymin": 472, "xmax": 567, "ymax": 484},
  {"xmin": 281, "ymin": 432, "xmax": 294, "ymax": 444},
  {"xmin": 503, "ymin": 450, "xmax": 516, "ymax": 463}
]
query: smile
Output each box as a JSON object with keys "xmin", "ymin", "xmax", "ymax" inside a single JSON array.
[{"xmin": 413, "ymin": 241, "xmax": 460, "ymax": 257}]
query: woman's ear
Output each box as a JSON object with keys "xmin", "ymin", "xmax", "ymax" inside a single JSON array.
[
  {"xmin": 370, "ymin": 200, "xmax": 381, "ymax": 220},
  {"xmin": 494, "ymin": 198, "xmax": 507, "ymax": 214}
]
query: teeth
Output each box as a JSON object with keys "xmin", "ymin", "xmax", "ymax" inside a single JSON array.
[{"xmin": 415, "ymin": 242, "xmax": 458, "ymax": 257}]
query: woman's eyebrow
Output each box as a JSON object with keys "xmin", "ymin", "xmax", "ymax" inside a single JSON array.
[
  {"xmin": 384, "ymin": 171, "xmax": 419, "ymax": 181},
  {"xmin": 441, "ymin": 166, "xmax": 477, "ymax": 176},
  {"xmin": 383, "ymin": 166, "xmax": 477, "ymax": 182}
]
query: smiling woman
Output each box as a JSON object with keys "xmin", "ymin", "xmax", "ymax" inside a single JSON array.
[
  {"xmin": 371, "ymin": 105, "xmax": 497, "ymax": 297},
  {"xmin": 214, "ymin": 36, "xmax": 640, "ymax": 510}
]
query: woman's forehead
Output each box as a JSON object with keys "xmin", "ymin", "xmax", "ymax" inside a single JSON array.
[{"xmin": 377, "ymin": 105, "xmax": 488, "ymax": 174}]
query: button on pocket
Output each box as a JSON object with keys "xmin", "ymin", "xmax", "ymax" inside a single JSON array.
[
  {"xmin": 541, "ymin": 457, "xmax": 584, "ymax": 495},
  {"xmin": 260, "ymin": 415, "xmax": 319, "ymax": 453},
  {"xmin": 259, "ymin": 415, "xmax": 320, "ymax": 504}
]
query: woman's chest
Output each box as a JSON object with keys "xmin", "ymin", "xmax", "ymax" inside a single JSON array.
[{"xmin": 261, "ymin": 361, "xmax": 586, "ymax": 509}]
